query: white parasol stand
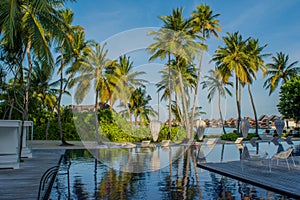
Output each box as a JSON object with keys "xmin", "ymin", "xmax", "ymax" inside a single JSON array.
[
  {"xmin": 274, "ymin": 119, "xmax": 285, "ymax": 136},
  {"xmin": 196, "ymin": 119, "xmax": 206, "ymax": 141},
  {"xmin": 150, "ymin": 120, "xmax": 161, "ymax": 142},
  {"xmin": 240, "ymin": 119, "xmax": 250, "ymax": 138}
]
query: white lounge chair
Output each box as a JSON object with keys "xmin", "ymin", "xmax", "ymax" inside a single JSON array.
[
  {"xmin": 259, "ymin": 133, "xmax": 273, "ymax": 141},
  {"xmin": 270, "ymin": 147, "xmax": 296, "ymax": 170},
  {"xmin": 249, "ymin": 137, "xmax": 258, "ymax": 147},
  {"xmin": 121, "ymin": 142, "xmax": 137, "ymax": 148},
  {"xmin": 235, "ymin": 137, "xmax": 244, "ymax": 149},
  {"xmin": 160, "ymin": 140, "xmax": 170, "ymax": 147},
  {"xmin": 141, "ymin": 140, "xmax": 151, "ymax": 148},
  {"xmin": 204, "ymin": 138, "xmax": 218, "ymax": 150}
]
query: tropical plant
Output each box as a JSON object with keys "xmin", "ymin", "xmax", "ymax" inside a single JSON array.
[
  {"xmin": 245, "ymin": 38, "xmax": 268, "ymax": 135},
  {"xmin": 148, "ymin": 8, "xmax": 202, "ymax": 139},
  {"xmin": 55, "ymin": 8, "xmax": 91, "ymax": 145},
  {"xmin": 128, "ymin": 87, "xmax": 157, "ymax": 126},
  {"xmin": 71, "ymin": 42, "xmax": 113, "ymax": 144},
  {"xmin": 0, "ymin": 0, "xmax": 71, "ymax": 122},
  {"xmin": 112, "ymin": 55, "xmax": 147, "ymax": 126},
  {"xmin": 264, "ymin": 52, "xmax": 300, "ymax": 95},
  {"xmin": 277, "ymin": 76, "xmax": 300, "ymax": 123},
  {"xmin": 212, "ymin": 32, "xmax": 251, "ymax": 135},
  {"xmin": 189, "ymin": 4, "xmax": 221, "ymax": 133},
  {"xmin": 201, "ymin": 69, "xmax": 232, "ymax": 134},
  {"xmin": 30, "ymin": 61, "xmax": 58, "ymax": 139}
]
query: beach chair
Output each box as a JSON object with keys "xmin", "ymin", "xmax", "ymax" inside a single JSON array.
[
  {"xmin": 271, "ymin": 136, "xmax": 280, "ymax": 145},
  {"xmin": 235, "ymin": 137, "xmax": 244, "ymax": 149},
  {"xmin": 205, "ymin": 138, "xmax": 218, "ymax": 149},
  {"xmin": 160, "ymin": 140, "xmax": 170, "ymax": 147},
  {"xmin": 249, "ymin": 137, "xmax": 258, "ymax": 147},
  {"xmin": 270, "ymin": 147, "xmax": 296, "ymax": 170},
  {"xmin": 235, "ymin": 137, "xmax": 244, "ymax": 144},
  {"xmin": 141, "ymin": 140, "xmax": 151, "ymax": 148},
  {"xmin": 121, "ymin": 142, "xmax": 137, "ymax": 148},
  {"xmin": 259, "ymin": 133, "xmax": 273, "ymax": 142},
  {"xmin": 285, "ymin": 135, "xmax": 294, "ymax": 145}
]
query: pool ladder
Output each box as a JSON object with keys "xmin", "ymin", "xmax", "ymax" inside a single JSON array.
[{"xmin": 37, "ymin": 155, "xmax": 71, "ymax": 200}]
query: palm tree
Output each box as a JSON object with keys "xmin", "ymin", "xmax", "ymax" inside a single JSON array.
[
  {"xmin": 245, "ymin": 38, "xmax": 268, "ymax": 135},
  {"xmin": 212, "ymin": 32, "xmax": 251, "ymax": 135},
  {"xmin": 190, "ymin": 4, "xmax": 221, "ymax": 133},
  {"xmin": 264, "ymin": 52, "xmax": 300, "ymax": 95},
  {"xmin": 128, "ymin": 87, "xmax": 157, "ymax": 126},
  {"xmin": 55, "ymin": 9, "xmax": 90, "ymax": 145},
  {"xmin": 30, "ymin": 62, "xmax": 58, "ymax": 139},
  {"xmin": 148, "ymin": 8, "xmax": 202, "ymax": 139},
  {"xmin": 201, "ymin": 69, "xmax": 232, "ymax": 134},
  {"xmin": 156, "ymin": 58, "xmax": 197, "ymax": 125},
  {"xmin": 112, "ymin": 55, "xmax": 147, "ymax": 126},
  {"xmin": 71, "ymin": 42, "xmax": 113, "ymax": 144},
  {"xmin": 0, "ymin": 0, "xmax": 69, "ymax": 121},
  {"xmin": 0, "ymin": 0, "xmax": 72, "ymax": 150}
]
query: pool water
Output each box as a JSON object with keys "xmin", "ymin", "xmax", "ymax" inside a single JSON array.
[{"xmin": 50, "ymin": 146, "xmax": 296, "ymax": 200}]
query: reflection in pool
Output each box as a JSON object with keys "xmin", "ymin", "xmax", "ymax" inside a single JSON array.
[{"xmin": 50, "ymin": 146, "xmax": 295, "ymax": 199}]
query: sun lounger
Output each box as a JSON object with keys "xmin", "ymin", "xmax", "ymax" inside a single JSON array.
[
  {"xmin": 285, "ymin": 135, "xmax": 294, "ymax": 145},
  {"xmin": 203, "ymin": 138, "xmax": 218, "ymax": 149},
  {"xmin": 270, "ymin": 147, "xmax": 296, "ymax": 170},
  {"xmin": 235, "ymin": 137, "xmax": 244, "ymax": 144},
  {"xmin": 160, "ymin": 140, "xmax": 170, "ymax": 147},
  {"xmin": 121, "ymin": 142, "xmax": 137, "ymax": 148},
  {"xmin": 259, "ymin": 134, "xmax": 273, "ymax": 141},
  {"xmin": 271, "ymin": 136, "xmax": 280, "ymax": 145},
  {"xmin": 249, "ymin": 137, "xmax": 258, "ymax": 147},
  {"xmin": 235, "ymin": 137, "xmax": 244, "ymax": 149},
  {"xmin": 141, "ymin": 140, "xmax": 151, "ymax": 148}
]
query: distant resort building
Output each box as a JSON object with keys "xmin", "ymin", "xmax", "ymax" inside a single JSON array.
[
  {"xmin": 204, "ymin": 115, "xmax": 299, "ymax": 129},
  {"xmin": 68, "ymin": 103, "xmax": 110, "ymax": 112}
]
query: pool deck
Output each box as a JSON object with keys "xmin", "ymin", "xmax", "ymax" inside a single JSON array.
[
  {"xmin": 0, "ymin": 149, "xmax": 65, "ymax": 200},
  {"xmin": 197, "ymin": 157, "xmax": 300, "ymax": 199}
]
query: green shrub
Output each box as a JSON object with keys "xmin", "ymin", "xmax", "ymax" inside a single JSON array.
[
  {"xmin": 157, "ymin": 125, "xmax": 186, "ymax": 142},
  {"xmin": 220, "ymin": 132, "xmax": 258, "ymax": 141},
  {"xmin": 34, "ymin": 122, "xmax": 80, "ymax": 141},
  {"xmin": 220, "ymin": 133, "xmax": 239, "ymax": 141}
]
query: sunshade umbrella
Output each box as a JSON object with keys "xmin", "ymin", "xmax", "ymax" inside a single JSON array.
[
  {"xmin": 240, "ymin": 119, "xmax": 250, "ymax": 138},
  {"xmin": 274, "ymin": 119, "xmax": 285, "ymax": 136},
  {"xmin": 150, "ymin": 120, "xmax": 161, "ymax": 142},
  {"xmin": 196, "ymin": 119, "xmax": 206, "ymax": 141}
]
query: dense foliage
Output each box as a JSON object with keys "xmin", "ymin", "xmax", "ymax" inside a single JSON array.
[{"xmin": 277, "ymin": 76, "xmax": 300, "ymax": 123}]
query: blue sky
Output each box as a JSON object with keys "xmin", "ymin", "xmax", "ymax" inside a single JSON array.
[{"xmin": 65, "ymin": 0, "xmax": 300, "ymax": 120}]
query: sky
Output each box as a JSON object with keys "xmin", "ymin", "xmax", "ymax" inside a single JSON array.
[{"xmin": 64, "ymin": 0, "xmax": 300, "ymax": 120}]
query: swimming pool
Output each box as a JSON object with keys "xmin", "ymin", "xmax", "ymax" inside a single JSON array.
[{"xmin": 49, "ymin": 146, "xmax": 296, "ymax": 199}]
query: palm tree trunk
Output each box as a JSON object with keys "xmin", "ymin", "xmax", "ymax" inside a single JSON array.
[
  {"xmin": 95, "ymin": 91, "xmax": 101, "ymax": 144},
  {"xmin": 191, "ymin": 49, "xmax": 205, "ymax": 137},
  {"xmin": 248, "ymin": 84, "xmax": 258, "ymax": 135},
  {"xmin": 8, "ymin": 100, "xmax": 14, "ymax": 120},
  {"xmin": 168, "ymin": 52, "xmax": 172, "ymax": 133},
  {"xmin": 45, "ymin": 109, "xmax": 54, "ymax": 140},
  {"xmin": 57, "ymin": 72, "xmax": 66, "ymax": 145},
  {"xmin": 175, "ymin": 93, "xmax": 183, "ymax": 124},
  {"xmin": 218, "ymin": 91, "xmax": 226, "ymax": 134},
  {"xmin": 135, "ymin": 115, "xmax": 138, "ymax": 126},
  {"xmin": 124, "ymin": 98, "xmax": 133, "ymax": 130},
  {"xmin": 236, "ymin": 76, "xmax": 241, "ymax": 135},
  {"xmin": 177, "ymin": 64, "xmax": 190, "ymax": 139},
  {"xmin": 182, "ymin": 148, "xmax": 190, "ymax": 199},
  {"xmin": 20, "ymin": 43, "xmax": 33, "ymax": 158}
]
